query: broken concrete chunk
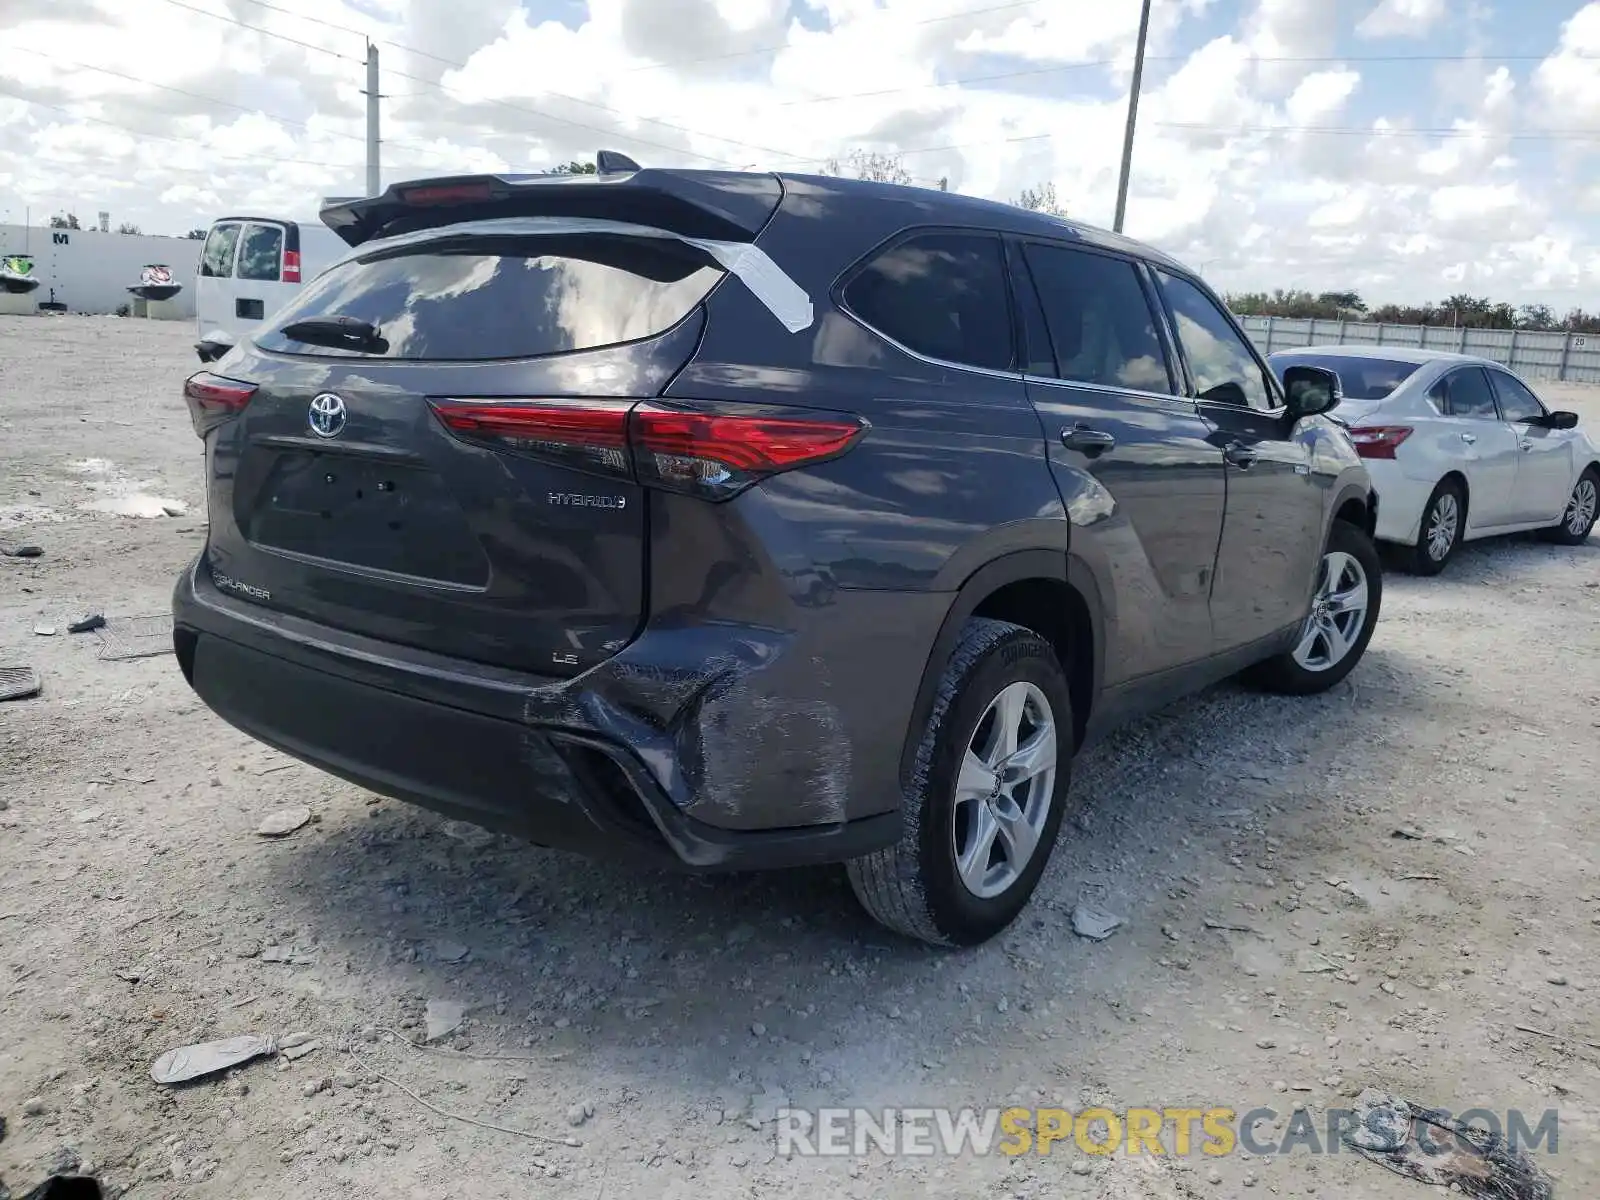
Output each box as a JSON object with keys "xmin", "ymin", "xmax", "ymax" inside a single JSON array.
[
  {"xmin": 1070, "ymin": 903, "xmax": 1123, "ymax": 941},
  {"xmin": 256, "ymin": 806, "xmax": 312, "ymax": 837},
  {"xmin": 424, "ymin": 999, "xmax": 466, "ymax": 1043}
]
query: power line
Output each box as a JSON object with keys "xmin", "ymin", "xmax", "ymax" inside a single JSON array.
[
  {"xmin": 158, "ymin": 0, "xmax": 358, "ymax": 62},
  {"xmin": 0, "ymin": 87, "xmax": 365, "ymax": 170},
  {"xmin": 211, "ymin": 0, "xmax": 802, "ymax": 165}
]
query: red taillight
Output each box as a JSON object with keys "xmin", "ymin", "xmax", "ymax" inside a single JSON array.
[
  {"xmin": 184, "ymin": 372, "xmax": 257, "ymax": 438},
  {"xmin": 402, "ymin": 182, "xmax": 494, "ymax": 206},
  {"xmin": 1346, "ymin": 425, "xmax": 1414, "ymax": 460},
  {"xmin": 428, "ymin": 398, "xmax": 866, "ymax": 499},
  {"xmin": 631, "ymin": 404, "xmax": 864, "ymax": 496},
  {"xmin": 428, "ymin": 399, "xmax": 633, "ymax": 477},
  {"xmin": 282, "ymin": 249, "xmax": 301, "ymax": 283}
]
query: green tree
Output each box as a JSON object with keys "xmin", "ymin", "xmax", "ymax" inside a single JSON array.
[
  {"xmin": 49, "ymin": 212, "xmax": 81, "ymax": 230},
  {"xmin": 1014, "ymin": 181, "xmax": 1066, "ymax": 217},
  {"xmin": 548, "ymin": 161, "xmax": 597, "ymax": 175},
  {"xmin": 821, "ymin": 149, "xmax": 912, "ymax": 185}
]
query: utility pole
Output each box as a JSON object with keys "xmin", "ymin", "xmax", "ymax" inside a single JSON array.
[
  {"xmin": 364, "ymin": 42, "xmax": 381, "ymax": 197},
  {"xmin": 1112, "ymin": 0, "xmax": 1152, "ymax": 235}
]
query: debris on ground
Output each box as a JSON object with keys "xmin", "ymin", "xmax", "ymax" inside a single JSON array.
[
  {"xmin": 1342, "ymin": 1088, "xmax": 1554, "ymax": 1199},
  {"xmin": 150, "ymin": 1034, "xmax": 279, "ymax": 1084},
  {"xmin": 93, "ymin": 614, "xmax": 173, "ymax": 661},
  {"xmin": 425, "ymin": 999, "xmax": 466, "ymax": 1042},
  {"xmin": 1070, "ymin": 903, "xmax": 1124, "ymax": 941},
  {"xmin": 32, "ymin": 625, "xmax": 56, "ymax": 637},
  {"xmin": 21, "ymin": 1098, "xmax": 46, "ymax": 1117},
  {"xmin": 0, "ymin": 544, "xmax": 43, "ymax": 558},
  {"xmin": 435, "ymin": 941, "xmax": 470, "ymax": 964},
  {"xmin": 255, "ymin": 806, "xmax": 312, "ymax": 837},
  {"xmin": 1296, "ymin": 949, "xmax": 1339, "ymax": 973},
  {"xmin": 0, "ymin": 666, "xmax": 42, "ymax": 701},
  {"xmin": 66, "ymin": 615, "xmax": 105, "ymax": 634}
]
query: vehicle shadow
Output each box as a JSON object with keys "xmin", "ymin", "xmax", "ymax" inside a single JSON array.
[{"xmin": 253, "ymin": 637, "xmax": 1440, "ymax": 1118}]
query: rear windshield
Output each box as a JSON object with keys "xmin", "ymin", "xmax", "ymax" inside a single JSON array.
[
  {"xmin": 1273, "ymin": 354, "xmax": 1421, "ymax": 401},
  {"xmin": 255, "ymin": 232, "xmax": 724, "ymax": 360}
]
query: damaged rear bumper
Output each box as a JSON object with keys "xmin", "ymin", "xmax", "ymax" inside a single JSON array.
[{"xmin": 172, "ymin": 559, "xmax": 911, "ymax": 871}]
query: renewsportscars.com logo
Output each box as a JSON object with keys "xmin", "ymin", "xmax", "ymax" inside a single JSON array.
[{"xmin": 774, "ymin": 1106, "xmax": 1560, "ymax": 1158}]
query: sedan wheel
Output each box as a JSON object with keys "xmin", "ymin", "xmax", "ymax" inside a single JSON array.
[
  {"xmin": 1407, "ymin": 480, "xmax": 1464, "ymax": 575},
  {"xmin": 1291, "ymin": 550, "xmax": 1370, "ymax": 673},
  {"xmin": 1544, "ymin": 467, "xmax": 1600, "ymax": 546}
]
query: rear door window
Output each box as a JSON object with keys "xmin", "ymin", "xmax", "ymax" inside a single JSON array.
[
  {"xmin": 1431, "ymin": 368, "xmax": 1498, "ymax": 418},
  {"xmin": 199, "ymin": 223, "xmax": 241, "ymax": 278},
  {"xmin": 236, "ymin": 223, "xmax": 285, "ymax": 282},
  {"xmin": 842, "ymin": 231, "xmax": 1015, "ymax": 372},
  {"xmin": 255, "ymin": 232, "xmax": 724, "ymax": 360},
  {"xmin": 1021, "ymin": 243, "xmax": 1173, "ymax": 394}
]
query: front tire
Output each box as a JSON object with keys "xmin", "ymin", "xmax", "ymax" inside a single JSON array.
[
  {"xmin": 1250, "ymin": 520, "xmax": 1382, "ymax": 695},
  {"xmin": 847, "ymin": 618, "xmax": 1072, "ymax": 947},
  {"xmin": 1407, "ymin": 479, "xmax": 1464, "ymax": 575},
  {"xmin": 1541, "ymin": 467, "xmax": 1599, "ymax": 546}
]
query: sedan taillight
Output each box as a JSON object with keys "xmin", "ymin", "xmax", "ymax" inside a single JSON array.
[{"xmin": 1346, "ymin": 425, "xmax": 1413, "ymax": 460}]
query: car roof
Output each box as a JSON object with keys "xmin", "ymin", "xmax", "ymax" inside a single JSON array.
[
  {"xmin": 1268, "ymin": 344, "xmax": 1497, "ymax": 368},
  {"xmin": 774, "ymin": 172, "xmax": 1191, "ymax": 273}
]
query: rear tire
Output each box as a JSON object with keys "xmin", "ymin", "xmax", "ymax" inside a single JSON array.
[
  {"xmin": 1407, "ymin": 479, "xmax": 1464, "ymax": 575},
  {"xmin": 1540, "ymin": 467, "xmax": 1599, "ymax": 546},
  {"xmin": 847, "ymin": 618, "xmax": 1072, "ymax": 947},
  {"xmin": 1250, "ymin": 520, "xmax": 1382, "ymax": 696}
]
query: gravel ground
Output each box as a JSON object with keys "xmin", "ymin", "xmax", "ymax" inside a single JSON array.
[{"xmin": 3, "ymin": 313, "xmax": 1599, "ymax": 1199}]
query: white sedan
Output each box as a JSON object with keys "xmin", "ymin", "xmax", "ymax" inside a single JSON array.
[{"xmin": 1269, "ymin": 346, "xmax": 1600, "ymax": 574}]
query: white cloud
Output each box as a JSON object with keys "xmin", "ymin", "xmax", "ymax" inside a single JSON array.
[
  {"xmin": 0, "ymin": 0, "xmax": 1593, "ymax": 310},
  {"xmin": 1357, "ymin": 0, "xmax": 1448, "ymax": 39}
]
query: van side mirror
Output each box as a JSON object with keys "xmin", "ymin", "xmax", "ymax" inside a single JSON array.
[{"xmin": 1283, "ymin": 365, "xmax": 1342, "ymax": 420}]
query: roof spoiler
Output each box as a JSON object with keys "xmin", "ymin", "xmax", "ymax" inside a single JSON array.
[{"xmin": 319, "ymin": 159, "xmax": 781, "ymax": 248}]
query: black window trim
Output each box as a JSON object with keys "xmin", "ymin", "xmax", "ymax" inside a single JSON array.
[
  {"xmin": 1005, "ymin": 235, "xmax": 1191, "ymax": 407},
  {"xmin": 833, "ymin": 224, "xmax": 1023, "ymax": 380},
  {"xmin": 1485, "ymin": 367, "xmax": 1548, "ymax": 422},
  {"xmin": 1151, "ymin": 267, "xmax": 1287, "ymax": 414}
]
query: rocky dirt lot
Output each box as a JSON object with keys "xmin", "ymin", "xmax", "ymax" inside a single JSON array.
[{"xmin": 2, "ymin": 313, "xmax": 1599, "ymax": 1199}]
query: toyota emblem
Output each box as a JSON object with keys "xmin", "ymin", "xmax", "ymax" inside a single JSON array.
[{"xmin": 308, "ymin": 392, "xmax": 347, "ymax": 439}]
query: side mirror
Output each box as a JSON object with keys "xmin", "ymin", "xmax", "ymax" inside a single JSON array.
[
  {"xmin": 1545, "ymin": 410, "xmax": 1579, "ymax": 431},
  {"xmin": 1282, "ymin": 365, "xmax": 1341, "ymax": 420}
]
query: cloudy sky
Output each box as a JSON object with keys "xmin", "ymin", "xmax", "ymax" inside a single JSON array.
[{"xmin": 1, "ymin": 0, "xmax": 1597, "ymax": 307}]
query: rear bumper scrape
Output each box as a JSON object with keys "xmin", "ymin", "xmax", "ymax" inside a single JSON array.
[{"xmin": 172, "ymin": 560, "xmax": 897, "ymax": 871}]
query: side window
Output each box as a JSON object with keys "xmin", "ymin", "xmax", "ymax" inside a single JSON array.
[
  {"xmin": 843, "ymin": 232, "xmax": 1014, "ymax": 372},
  {"xmin": 1156, "ymin": 271, "xmax": 1274, "ymax": 411},
  {"xmin": 235, "ymin": 223, "xmax": 285, "ymax": 282},
  {"xmin": 1021, "ymin": 244, "xmax": 1173, "ymax": 394},
  {"xmin": 199, "ymin": 223, "xmax": 240, "ymax": 278},
  {"xmin": 1490, "ymin": 372, "xmax": 1545, "ymax": 422},
  {"xmin": 1431, "ymin": 369, "xmax": 1497, "ymax": 418}
]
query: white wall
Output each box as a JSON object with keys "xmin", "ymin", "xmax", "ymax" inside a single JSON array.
[{"xmin": 0, "ymin": 224, "xmax": 201, "ymax": 318}]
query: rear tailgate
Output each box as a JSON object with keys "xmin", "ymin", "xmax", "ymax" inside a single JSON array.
[{"xmin": 199, "ymin": 221, "xmax": 735, "ymax": 677}]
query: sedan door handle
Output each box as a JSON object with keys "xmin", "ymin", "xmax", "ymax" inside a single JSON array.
[
  {"xmin": 1061, "ymin": 423, "xmax": 1116, "ymax": 455},
  {"xmin": 1520, "ymin": 440, "xmax": 1535, "ymax": 452},
  {"xmin": 1460, "ymin": 432, "xmax": 1477, "ymax": 445},
  {"xmin": 1223, "ymin": 442, "xmax": 1258, "ymax": 468}
]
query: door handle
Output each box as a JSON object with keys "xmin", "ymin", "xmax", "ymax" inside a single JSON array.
[
  {"xmin": 1520, "ymin": 440, "xmax": 1534, "ymax": 452},
  {"xmin": 1223, "ymin": 442, "xmax": 1258, "ymax": 468},
  {"xmin": 1061, "ymin": 423, "xmax": 1116, "ymax": 455},
  {"xmin": 1460, "ymin": 432, "xmax": 1476, "ymax": 445}
]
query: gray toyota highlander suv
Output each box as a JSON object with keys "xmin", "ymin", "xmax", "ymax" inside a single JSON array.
[{"xmin": 173, "ymin": 158, "xmax": 1380, "ymax": 946}]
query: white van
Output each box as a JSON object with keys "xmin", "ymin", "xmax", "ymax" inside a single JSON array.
[{"xmin": 193, "ymin": 215, "xmax": 349, "ymax": 362}]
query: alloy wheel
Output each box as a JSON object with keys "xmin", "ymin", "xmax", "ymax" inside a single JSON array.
[
  {"xmin": 1566, "ymin": 477, "xmax": 1597, "ymax": 538},
  {"xmin": 1426, "ymin": 493, "xmax": 1460, "ymax": 562},
  {"xmin": 1292, "ymin": 551, "xmax": 1370, "ymax": 673},
  {"xmin": 951, "ymin": 681, "xmax": 1057, "ymax": 900}
]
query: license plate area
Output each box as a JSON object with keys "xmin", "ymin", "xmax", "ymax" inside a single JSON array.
[{"xmin": 244, "ymin": 451, "xmax": 489, "ymax": 586}]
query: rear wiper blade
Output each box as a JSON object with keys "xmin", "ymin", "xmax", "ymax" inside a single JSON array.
[{"xmin": 279, "ymin": 315, "xmax": 388, "ymax": 353}]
